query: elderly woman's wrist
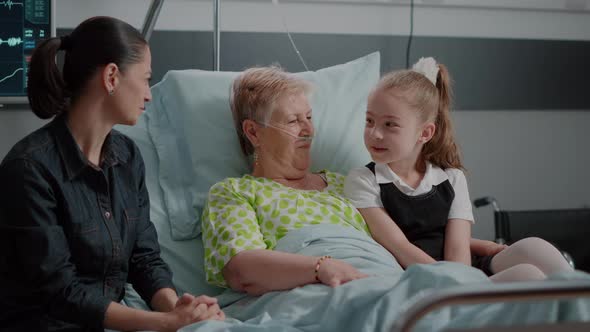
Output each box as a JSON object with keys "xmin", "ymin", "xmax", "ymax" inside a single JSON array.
[{"xmin": 314, "ymin": 255, "xmax": 332, "ymax": 283}]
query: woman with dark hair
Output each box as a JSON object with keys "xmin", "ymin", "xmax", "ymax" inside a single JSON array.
[{"xmin": 0, "ymin": 16, "xmax": 223, "ymax": 331}]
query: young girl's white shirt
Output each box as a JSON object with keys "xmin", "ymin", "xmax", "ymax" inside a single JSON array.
[{"xmin": 344, "ymin": 162, "xmax": 475, "ymax": 223}]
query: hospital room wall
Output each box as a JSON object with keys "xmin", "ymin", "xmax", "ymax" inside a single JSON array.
[{"xmin": 1, "ymin": 0, "xmax": 590, "ymax": 240}]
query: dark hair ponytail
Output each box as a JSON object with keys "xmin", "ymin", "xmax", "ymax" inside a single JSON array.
[
  {"xmin": 27, "ymin": 37, "xmax": 68, "ymax": 119},
  {"xmin": 27, "ymin": 16, "xmax": 147, "ymax": 119}
]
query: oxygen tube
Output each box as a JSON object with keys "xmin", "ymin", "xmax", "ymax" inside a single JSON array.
[{"xmin": 258, "ymin": 121, "xmax": 314, "ymax": 142}]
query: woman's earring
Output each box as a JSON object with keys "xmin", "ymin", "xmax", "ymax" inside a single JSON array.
[
  {"xmin": 109, "ymin": 89, "xmax": 114, "ymax": 96},
  {"xmin": 253, "ymin": 151, "xmax": 259, "ymax": 167}
]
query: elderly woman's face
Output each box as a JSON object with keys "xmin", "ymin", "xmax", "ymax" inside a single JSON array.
[{"xmin": 260, "ymin": 92, "xmax": 314, "ymax": 172}]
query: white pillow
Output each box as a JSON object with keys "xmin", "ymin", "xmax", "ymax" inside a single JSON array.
[{"xmin": 146, "ymin": 52, "xmax": 380, "ymax": 240}]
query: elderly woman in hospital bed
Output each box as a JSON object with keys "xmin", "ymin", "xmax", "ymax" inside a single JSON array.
[
  {"xmin": 203, "ymin": 66, "xmax": 511, "ymax": 294},
  {"xmin": 192, "ymin": 66, "xmax": 590, "ymax": 331}
]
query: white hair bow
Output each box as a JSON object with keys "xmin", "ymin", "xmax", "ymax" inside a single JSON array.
[{"xmin": 412, "ymin": 57, "xmax": 439, "ymax": 85}]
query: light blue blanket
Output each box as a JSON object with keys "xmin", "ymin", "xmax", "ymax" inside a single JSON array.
[{"xmin": 180, "ymin": 224, "xmax": 590, "ymax": 332}]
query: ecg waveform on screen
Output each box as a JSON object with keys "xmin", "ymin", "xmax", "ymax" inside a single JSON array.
[
  {"xmin": 0, "ymin": 68, "xmax": 23, "ymax": 84},
  {"xmin": 0, "ymin": 1, "xmax": 23, "ymax": 10},
  {"xmin": 0, "ymin": 37, "xmax": 23, "ymax": 47}
]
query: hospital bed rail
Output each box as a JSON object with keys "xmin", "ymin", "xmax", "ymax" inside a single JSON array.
[{"xmin": 390, "ymin": 279, "xmax": 590, "ymax": 332}]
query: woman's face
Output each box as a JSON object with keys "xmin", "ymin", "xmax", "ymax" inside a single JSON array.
[
  {"xmin": 110, "ymin": 45, "xmax": 153, "ymax": 125},
  {"xmin": 258, "ymin": 92, "xmax": 314, "ymax": 173}
]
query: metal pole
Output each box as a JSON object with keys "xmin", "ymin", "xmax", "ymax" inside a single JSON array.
[
  {"xmin": 213, "ymin": 0, "xmax": 221, "ymax": 71},
  {"xmin": 141, "ymin": 0, "xmax": 165, "ymax": 42}
]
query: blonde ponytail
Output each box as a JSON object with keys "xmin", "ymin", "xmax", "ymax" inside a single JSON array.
[{"xmin": 422, "ymin": 64, "xmax": 464, "ymax": 170}]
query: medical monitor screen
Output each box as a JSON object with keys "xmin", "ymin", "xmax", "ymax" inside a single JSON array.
[{"xmin": 0, "ymin": 0, "xmax": 54, "ymax": 106}]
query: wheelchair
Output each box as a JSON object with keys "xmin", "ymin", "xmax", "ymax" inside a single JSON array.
[{"xmin": 473, "ymin": 196, "xmax": 590, "ymax": 271}]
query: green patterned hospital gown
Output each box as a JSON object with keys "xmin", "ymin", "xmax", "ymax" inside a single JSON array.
[{"xmin": 202, "ymin": 171, "xmax": 370, "ymax": 287}]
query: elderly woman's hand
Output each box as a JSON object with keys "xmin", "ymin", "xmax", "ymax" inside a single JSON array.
[{"xmin": 317, "ymin": 258, "xmax": 369, "ymax": 287}]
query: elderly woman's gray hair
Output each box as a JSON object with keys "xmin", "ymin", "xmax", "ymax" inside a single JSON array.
[{"xmin": 230, "ymin": 66, "xmax": 313, "ymax": 156}]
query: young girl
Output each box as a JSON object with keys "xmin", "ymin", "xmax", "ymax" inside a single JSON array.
[{"xmin": 344, "ymin": 57, "xmax": 573, "ymax": 282}]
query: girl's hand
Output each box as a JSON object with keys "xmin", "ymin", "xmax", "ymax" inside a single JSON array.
[
  {"xmin": 473, "ymin": 239, "xmax": 508, "ymax": 256},
  {"xmin": 316, "ymin": 258, "xmax": 368, "ymax": 287},
  {"xmin": 486, "ymin": 242, "xmax": 508, "ymax": 256}
]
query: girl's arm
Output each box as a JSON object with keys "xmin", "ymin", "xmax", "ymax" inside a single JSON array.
[
  {"xmin": 358, "ymin": 207, "xmax": 436, "ymax": 268},
  {"xmin": 223, "ymin": 249, "xmax": 368, "ymax": 295},
  {"xmin": 444, "ymin": 219, "xmax": 472, "ymax": 265},
  {"xmin": 444, "ymin": 169, "xmax": 476, "ymax": 265}
]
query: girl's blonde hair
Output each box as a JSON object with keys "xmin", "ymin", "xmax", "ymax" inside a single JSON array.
[
  {"xmin": 230, "ymin": 66, "xmax": 313, "ymax": 156},
  {"xmin": 376, "ymin": 64, "xmax": 463, "ymax": 170}
]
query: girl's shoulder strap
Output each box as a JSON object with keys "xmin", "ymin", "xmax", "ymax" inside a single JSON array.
[{"xmin": 365, "ymin": 161, "xmax": 376, "ymax": 174}]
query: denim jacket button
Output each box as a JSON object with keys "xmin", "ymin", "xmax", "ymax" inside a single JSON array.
[{"xmin": 104, "ymin": 211, "xmax": 111, "ymax": 219}]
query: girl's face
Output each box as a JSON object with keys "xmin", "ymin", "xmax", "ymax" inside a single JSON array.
[{"xmin": 364, "ymin": 89, "xmax": 427, "ymax": 166}]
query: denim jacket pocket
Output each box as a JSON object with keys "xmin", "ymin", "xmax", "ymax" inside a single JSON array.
[{"xmin": 69, "ymin": 218, "xmax": 103, "ymax": 274}]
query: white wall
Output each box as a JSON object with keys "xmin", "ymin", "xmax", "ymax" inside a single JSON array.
[
  {"xmin": 455, "ymin": 111, "xmax": 590, "ymax": 239},
  {"xmin": 53, "ymin": 0, "xmax": 590, "ymax": 40},
  {"xmin": 2, "ymin": 0, "xmax": 589, "ymax": 239}
]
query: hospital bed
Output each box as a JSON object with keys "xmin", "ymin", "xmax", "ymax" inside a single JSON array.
[
  {"xmin": 116, "ymin": 52, "xmax": 590, "ymax": 332},
  {"xmin": 112, "ymin": 1, "xmax": 590, "ymax": 331}
]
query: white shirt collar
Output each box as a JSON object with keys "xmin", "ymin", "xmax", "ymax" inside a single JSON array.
[{"xmin": 374, "ymin": 162, "xmax": 449, "ymax": 196}]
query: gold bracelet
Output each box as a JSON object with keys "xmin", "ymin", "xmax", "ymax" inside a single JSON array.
[{"xmin": 314, "ymin": 255, "xmax": 332, "ymax": 282}]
